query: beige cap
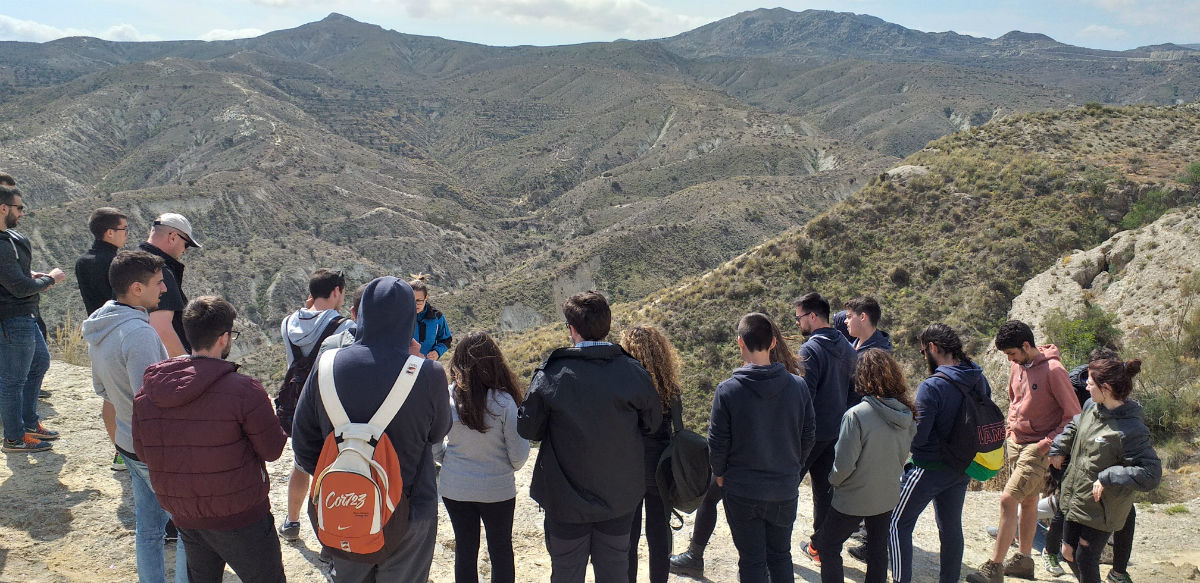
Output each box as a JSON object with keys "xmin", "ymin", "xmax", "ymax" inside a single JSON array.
[{"xmin": 153, "ymin": 213, "xmax": 201, "ymax": 248}]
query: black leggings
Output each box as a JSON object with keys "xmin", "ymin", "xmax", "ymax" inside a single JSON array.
[
  {"xmin": 1064, "ymin": 520, "xmax": 1113, "ymax": 583},
  {"xmin": 687, "ymin": 478, "xmax": 724, "ymax": 551},
  {"xmin": 629, "ymin": 492, "xmax": 672, "ymax": 583},
  {"xmin": 442, "ymin": 497, "xmax": 516, "ymax": 583},
  {"xmin": 1047, "ymin": 505, "xmax": 1135, "ymax": 573}
]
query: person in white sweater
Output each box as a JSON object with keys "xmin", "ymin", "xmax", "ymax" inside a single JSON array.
[{"xmin": 436, "ymin": 331, "xmax": 530, "ymax": 583}]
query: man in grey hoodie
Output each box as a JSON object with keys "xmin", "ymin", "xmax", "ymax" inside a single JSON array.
[{"xmin": 82, "ymin": 250, "xmax": 187, "ymax": 583}]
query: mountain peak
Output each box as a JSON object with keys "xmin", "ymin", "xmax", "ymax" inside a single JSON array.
[{"xmin": 321, "ymin": 13, "xmax": 359, "ymax": 24}]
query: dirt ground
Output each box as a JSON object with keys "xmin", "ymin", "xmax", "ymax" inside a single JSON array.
[{"xmin": 2, "ymin": 361, "xmax": 1199, "ymax": 582}]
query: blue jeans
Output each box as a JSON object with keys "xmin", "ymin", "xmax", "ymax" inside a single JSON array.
[
  {"xmin": 0, "ymin": 315, "xmax": 49, "ymax": 442},
  {"xmin": 889, "ymin": 464, "xmax": 969, "ymax": 583},
  {"xmin": 723, "ymin": 492, "xmax": 797, "ymax": 583},
  {"xmin": 124, "ymin": 456, "xmax": 188, "ymax": 583}
]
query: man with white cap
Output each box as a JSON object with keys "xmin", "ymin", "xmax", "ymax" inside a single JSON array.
[{"xmin": 138, "ymin": 213, "xmax": 200, "ymax": 358}]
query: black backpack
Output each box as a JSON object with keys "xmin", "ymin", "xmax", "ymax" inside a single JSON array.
[
  {"xmin": 276, "ymin": 316, "xmax": 346, "ymax": 436},
  {"xmin": 932, "ymin": 372, "xmax": 1006, "ymax": 481},
  {"xmin": 655, "ymin": 395, "xmax": 711, "ymax": 527}
]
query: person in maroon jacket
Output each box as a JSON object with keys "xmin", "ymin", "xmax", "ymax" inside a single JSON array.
[{"xmin": 134, "ymin": 296, "xmax": 289, "ymax": 583}]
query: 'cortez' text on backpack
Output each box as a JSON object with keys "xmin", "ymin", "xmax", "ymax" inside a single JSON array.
[
  {"xmin": 308, "ymin": 349, "xmax": 422, "ymax": 563},
  {"xmin": 933, "ymin": 372, "xmax": 1005, "ymax": 481}
]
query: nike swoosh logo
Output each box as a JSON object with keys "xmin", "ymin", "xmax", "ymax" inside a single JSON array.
[{"xmin": 337, "ymin": 525, "xmax": 351, "ymax": 531}]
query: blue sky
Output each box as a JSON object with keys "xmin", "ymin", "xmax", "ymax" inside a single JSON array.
[{"xmin": 1, "ymin": 1, "xmax": 1197, "ymax": 50}]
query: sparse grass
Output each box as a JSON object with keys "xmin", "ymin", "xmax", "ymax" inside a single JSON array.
[
  {"xmin": 50, "ymin": 310, "xmax": 89, "ymax": 367},
  {"xmin": 1164, "ymin": 504, "xmax": 1189, "ymax": 515}
]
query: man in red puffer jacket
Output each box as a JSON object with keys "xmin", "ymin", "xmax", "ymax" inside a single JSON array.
[{"xmin": 135, "ymin": 296, "xmax": 288, "ymax": 583}]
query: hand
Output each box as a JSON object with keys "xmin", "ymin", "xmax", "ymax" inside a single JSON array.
[
  {"xmin": 1092, "ymin": 479, "xmax": 1104, "ymax": 502},
  {"xmin": 304, "ymin": 295, "xmax": 315, "ymax": 309},
  {"xmin": 1036, "ymin": 440, "xmax": 1051, "ymax": 456},
  {"xmin": 409, "ymin": 339, "xmax": 422, "ymax": 356},
  {"xmin": 48, "ymin": 268, "xmax": 66, "ymax": 283},
  {"xmin": 715, "ymin": 476, "xmax": 724, "ymax": 488},
  {"xmin": 1048, "ymin": 455, "xmax": 1065, "ymax": 470},
  {"xmin": 428, "ymin": 350, "xmax": 440, "ymax": 361}
]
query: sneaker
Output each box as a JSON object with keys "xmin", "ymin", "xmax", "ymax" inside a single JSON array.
[
  {"xmin": 24, "ymin": 423, "xmax": 59, "ymax": 441},
  {"xmin": 111, "ymin": 453, "xmax": 128, "ymax": 471},
  {"xmin": 850, "ymin": 525, "xmax": 868, "ymax": 544},
  {"xmin": 1004, "ymin": 553, "xmax": 1035, "ymax": 580},
  {"xmin": 804, "ymin": 542, "xmax": 821, "ymax": 567},
  {"xmin": 965, "ymin": 560, "xmax": 1004, "ymax": 583},
  {"xmin": 986, "ymin": 525, "xmax": 1019, "ymax": 548},
  {"xmin": 165, "ymin": 520, "xmax": 178, "ymax": 543},
  {"xmin": 848, "ymin": 544, "xmax": 868, "ymax": 563},
  {"xmin": 669, "ymin": 549, "xmax": 705, "ymax": 578},
  {"xmin": 1106, "ymin": 571, "xmax": 1133, "ymax": 583},
  {"xmin": 1043, "ymin": 553, "xmax": 1066, "ymax": 576},
  {"xmin": 3, "ymin": 435, "xmax": 53, "ymax": 453},
  {"xmin": 38, "ymin": 389, "xmax": 52, "ymax": 400},
  {"xmin": 279, "ymin": 520, "xmax": 301, "ymax": 542}
]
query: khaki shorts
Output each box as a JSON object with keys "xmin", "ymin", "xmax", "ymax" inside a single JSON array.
[{"xmin": 1003, "ymin": 437, "xmax": 1050, "ymax": 500}]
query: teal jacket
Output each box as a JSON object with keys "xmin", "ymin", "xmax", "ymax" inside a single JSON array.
[{"xmin": 414, "ymin": 304, "xmax": 452, "ymax": 358}]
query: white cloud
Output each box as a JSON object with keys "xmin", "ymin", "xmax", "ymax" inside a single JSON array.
[
  {"xmin": 0, "ymin": 14, "xmax": 153, "ymax": 42},
  {"xmin": 1078, "ymin": 23, "xmax": 1127, "ymax": 41},
  {"xmin": 200, "ymin": 27, "xmax": 266, "ymax": 41}
]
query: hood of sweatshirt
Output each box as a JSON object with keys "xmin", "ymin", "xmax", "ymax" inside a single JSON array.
[
  {"xmin": 284, "ymin": 308, "xmax": 346, "ymax": 347},
  {"xmin": 863, "ymin": 395, "xmax": 915, "ymax": 429},
  {"xmin": 356, "ymin": 276, "xmax": 416, "ymax": 348},
  {"xmin": 1029, "ymin": 344, "xmax": 1063, "ymax": 368},
  {"xmin": 933, "ymin": 361, "xmax": 987, "ymax": 392},
  {"xmin": 857, "ymin": 329, "xmax": 893, "ymax": 353},
  {"xmin": 730, "ymin": 362, "xmax": 793, "ymax": 399},
  {"xmin": 141, "ymin": 356, "xmax": 239, "ymax": 408},
  {"xmin": 82, "ymin": 300, "xmax": 151, "ymax": 345},
  {"xmin": 809, "ymin": 327, "xmax": 854, "ymax": 354},
  {"xmin": 1094, "ymin": 398, "xmax": 1145, "ymax": 422}
]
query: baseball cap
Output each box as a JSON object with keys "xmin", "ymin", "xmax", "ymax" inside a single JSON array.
[{"xmin": 153, "ymin": 213, "xmax": 201, "ymax": 248}]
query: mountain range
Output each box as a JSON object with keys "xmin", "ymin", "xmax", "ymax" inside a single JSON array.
[{"xmin": 2, "ymin": 8, "xmax": 1198, "ymax": 379}]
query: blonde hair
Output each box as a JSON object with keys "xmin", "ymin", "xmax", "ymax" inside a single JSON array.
[{"xmin": 621, "ymin": 325, "xmax": 683, "ymax": 414}]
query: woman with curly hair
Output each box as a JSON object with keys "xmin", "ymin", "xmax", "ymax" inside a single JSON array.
[
  {"xmin": 621, "ymin": 325, "xmax": 683, "ymax": 583},
  {"xmin": 813, "ymin": 348, "xmax": 916, "ymax": 583},
  {"xmin": 436, "ymin": 331, "xmax": 530, "ymax": 583}
]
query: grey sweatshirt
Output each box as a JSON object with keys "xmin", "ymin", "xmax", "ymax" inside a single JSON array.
[
  {"xmin": 828, "ymin": 395, "xmax": 917, "ymax": 516},
  {"xmin": 280, "ymin": 308, "xmax": 354, "ymax": 367},
  {"xmin": 81, "ymin": 300, "xmax": 169, "ymax": 453},
  {"xmin": 436, "ymin": 387, "xmax": 530, "ymax": 503}
]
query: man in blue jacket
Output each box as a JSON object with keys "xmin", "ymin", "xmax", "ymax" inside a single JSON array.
[
  {"xmin": 291, "ymin": 276, "xmax": 451, "ymax": 582},
  {"xmin": 793, "ymin": 292, "xmax": 856, "ymax": 562},
  {"xmin": 709, "ymin": 312, "xmax": 815, "ymax": 583},
  {"xmin": 889, "ymin": 323, "xmax": 994, "ymax": 583}
]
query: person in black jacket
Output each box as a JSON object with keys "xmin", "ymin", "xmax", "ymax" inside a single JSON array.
[
  {"xmin": 1, "ymin": 183, "xmax": 67, "ymax": 453},
  {"xmin": 75, "ymin": 207, "xmax": 128, "ymax": 316},
  {"xmin": 709, "ymin": 312, "xmax": 815, "ymax": 583},
  {"xmin": 517, "ymin": 291, "xmax": 661, "ymax": 583}
]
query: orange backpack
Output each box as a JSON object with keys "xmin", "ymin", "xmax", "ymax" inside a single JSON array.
[{"xmin": 307, "ymin": 349, "xmax": 423, "ymax": 562}]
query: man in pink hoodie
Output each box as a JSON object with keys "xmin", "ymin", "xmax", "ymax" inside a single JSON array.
[{"xmin": 968, "ymin": 320, "xmax": 1080, "ymax": 583}]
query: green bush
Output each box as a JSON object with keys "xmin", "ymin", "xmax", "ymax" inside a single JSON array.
[
  {"xmin": 1041, "ymin": 305, "xmax": 1122, "ymax": 368},
  {"xmin": 1121, "ymin": 188, "xmax": 1169, "ymax": 230},
  {"xmin": 1181, "ymin": 161, "xmax": 1200, "ymax": 187}
]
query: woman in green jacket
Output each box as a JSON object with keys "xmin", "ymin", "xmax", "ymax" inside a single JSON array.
[{"xmin": 1049, "ymin": 358, "xmax": 1161, "ymax": 583}]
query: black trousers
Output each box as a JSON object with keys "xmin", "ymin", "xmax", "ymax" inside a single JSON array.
[
  {"xmin": 443, "ymin": 497, "xmax": 516, "ymax": 583},
  {"xmin": 801, "ymin": 439, "xmax": 837, "ymax": 539},
  {"xmin": 628, "ymin": 492, "xmax": 671, "ymax": 583},
  {"xmin": 544, "ymin": 512, "xmax": 634, "ymax": 583},
  {"xmin": 1064, "ymin": 520, "xmax": 1113, "ymax": 583},
  {"xmin": 178, "ymin": 514, "xmax": 286, "ymax": 583},
  {"xmin": 1047, "ymin": 505, "xmax": 1134, "ymax": 572},
  {"xmin": 813, "ymin": 507, "xmax": 891, "ymax": 583},
  {"xmin": 687, "ymin": 478, "xmax": 724, "ymax": 550}
]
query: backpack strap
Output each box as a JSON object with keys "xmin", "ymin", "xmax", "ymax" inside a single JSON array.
[
  {"xmin": 668, "ymin": 394, "xmax": 684, "ymax": 434},
  {"xmin": 317, "ymin": 349, "xmax": 424, "ymax": 440},
  {"xmin": 932, "ymin": 371, "xmax": 977, "ymax": 396}
]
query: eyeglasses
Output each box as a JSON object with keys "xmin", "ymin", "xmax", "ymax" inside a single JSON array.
[
  {"xmin": 227, "ymin": 330, "xmax": 240, "ymax": 341},
  {"xmin": 112, "ymin": 227, "xmax": 128, "ymax": 231},
  {"xmin": 2, "ymin": 204, "xmax": 24, "ymax": 211},
  {"xmin": 794, "ymin": 312, "xmax": 812, "ymax": 323}
]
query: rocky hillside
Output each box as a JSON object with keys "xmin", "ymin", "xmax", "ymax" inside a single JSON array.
[{"xmin": 501, "ymin": 103, "xmax": 1200, "ymax": 429}]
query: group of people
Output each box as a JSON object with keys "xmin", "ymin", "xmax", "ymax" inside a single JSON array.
[{"xmin": 0, "ymin": 176, "xmax": 1164, "ymax": 583}]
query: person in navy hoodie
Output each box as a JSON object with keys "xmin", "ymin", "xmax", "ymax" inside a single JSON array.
[
  {"xmin": 888, "ymin": 323, "xmax": 995, "ymax": 583},
  {"xmin": 793, "ymin": 292, "xmax": 857, "ymax": 564},
  {"xmin": 709, "ymin": 312, "xmax": 815, "ymax": 583},
  {"xmin": 842, "ymin": 296, "xmax": 893, "ymax": 354},
  {"xmin": 291, "ymin": 276, "xmax": 452, "ymax": 582}
]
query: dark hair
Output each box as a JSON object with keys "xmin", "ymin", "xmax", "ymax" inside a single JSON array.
[
  {"xmin": 995, "ymin": 320, "xmax": 1036, "ymax": 351},
  {"xmin": 350, "ymin": 283, "xmax": 369, "ymax": 314},
  {"xmin": 769, "ymin": 319, "xmax": 803, "ymax": 375},
  {"xmin": 793, "ymin": 292, "xmax": 831, "ymax": 322},
  {"xmin": 0, "ymin": 172, "xmax": 14, "ymax": 186},
  {"xmin": 309, "ymin": 269, "xmax": 346, "ymax": 299},
  {"xmin": 1088, "ymin": 357, "xmax": 1142, "ymax": 401},
  {"xmin": 447, "ymin": 331, "xmax": 524, "ymax": 433},
  {"xmin": 844, "ymin": 296, "xmax": 882, "ymax": 327},
  {"xmin": 0, "ymin": 185, "xmax": 20, "ymax": 206},
  {"xmin": 622, "ymin": 325, "xmax": 683, "ymax": 414},
  {"xmin": 738, "ymin": 312, "xmax": 775, "ymax": 352},
  {"xmin": 183, "ymin": 296, "xmax": 237, "ymax": 351},
  {"xmin": 563, "ymin": 291, "xmax": 610, "ymax": 341},
  {"xmin": 855, "ymin": 348, "xmax": 917, "ymax": 413},
  {"xmin": 108, "ymin": 250, "xmax": 165, "ymax": 296},
  {"xmin": 87, "ymin": 207, "xmax": 127, "ymax": 240},
  {"xmin": 918, "ymin": 323, "xmax": 973, "ymax": 365}
]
